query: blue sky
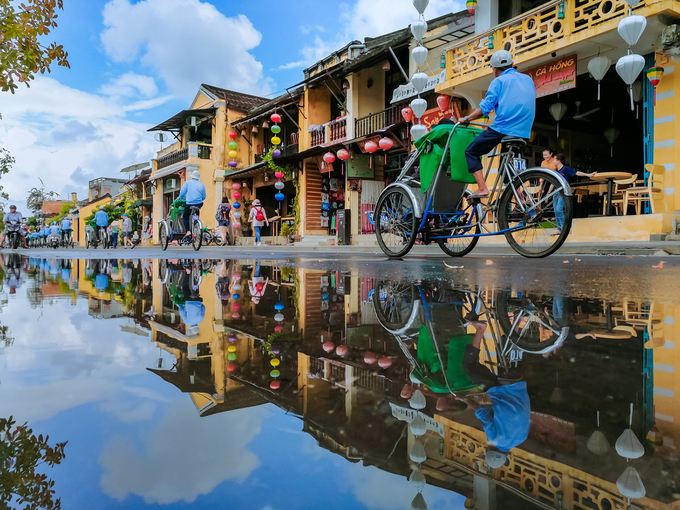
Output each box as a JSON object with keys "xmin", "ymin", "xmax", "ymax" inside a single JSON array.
[{"xmin": 0, "ymin": 0, "xmax": 463, "ymax": 212}]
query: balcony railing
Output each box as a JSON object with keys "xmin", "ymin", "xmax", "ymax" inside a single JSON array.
[
  {"xmin": 197, "ymin": 144, "xmax": 212, "ymax": 159},
  {"xmin": 444, "ymin": 0, "xmax": 648, "ymax": 88},
  {"xmin": 355, "ymin": 105, "xmax": 402, "ymax": 139},
  {"xmin": 157, "ymin": 147, "xmax": 188, "ymax": 170},
  {"xmin": 311, "ymin": 128, "xmax": 326, "ymax": 147},
  {"xmin": 328, "ymin": 117, "xmax": 347, "ymax": 143}
]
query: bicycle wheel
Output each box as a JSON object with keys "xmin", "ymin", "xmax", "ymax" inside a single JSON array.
[
  {"xmin": 374, "ymin": 187, "xmax": 418, "ymax": 258},
  {"xmin": 191, "ymin": 220, "xmax": 203, "ymax": 251},
  {"xmin": 498, "ymin": 169, "xmax": 572, "ymax": 258},
  {"xmin": 159, "ymin": 222, "xmax": 170, "ymax": 251},
  {"xmin": 372, "ymin": 280, "xmax": 417, "ymax": 332},
  {"xmin": 438, "ymin": 194, "xmax": 482, "ymax": 257}
]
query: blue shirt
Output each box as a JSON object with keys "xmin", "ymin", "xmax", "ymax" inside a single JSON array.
[
  {"xmin": 179, "ymin": 179, "xmax": 207, "ymax": 205},
  {"xmin": 94, "ymin": 210, "xmax": 109, "ymax": 227},
  {"xmin": 557, "ymin": 165, "xmax": 577, "ymax": 182},
  {"xmin": 479, "ymin": 69, "xmax": 536, "ymax": 138},
  {"xmin": 475, "ymin": 381, "xmax": 530, "ymax": 452},
  {"xmin": 61, "ymin": 219, "xmax": 71, "ymax": 230},
  {"xmin": 179, "ymin": 301, "xmax": 206, "ymax": 326},
  {"xmin": 95, "ymin": 273, "xmax": 108, "ymax": 291},
  {"xmin": 49, "ymin": 225, "xmax": 60, "ymax": 236}
]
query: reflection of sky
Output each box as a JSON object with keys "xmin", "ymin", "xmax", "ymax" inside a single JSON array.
[{"xmin": 0, "ymin": 267, "xmax": 464, "ymax": 510}]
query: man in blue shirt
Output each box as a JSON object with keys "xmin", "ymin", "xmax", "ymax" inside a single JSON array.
[
  {"xmin": 460, "ymin": 50, "xmax": 536, "ymax": 198},
  {"xmin": 61, "ymin": 217, "xmax": 72, "ymax": 244},
  {"xmin": 178, "ymin": 170, "xmax": 206, "ymax": 238},
  {"xmin": 94, "ymin": 206, "xmax": 109, "ymax": 240}
]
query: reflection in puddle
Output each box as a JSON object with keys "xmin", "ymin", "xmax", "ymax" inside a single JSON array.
[{"xmin": 1, "ymin": 254, "xmax": 679, "ymax": 509}]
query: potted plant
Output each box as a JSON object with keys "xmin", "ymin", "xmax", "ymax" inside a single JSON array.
[
  {"xmin": 280, "ymin": 223, "xmax": 295, "ymax": 245},
  {"xmin": 337, "ymin": 100, "xmax": 347, "ymax": 117}
]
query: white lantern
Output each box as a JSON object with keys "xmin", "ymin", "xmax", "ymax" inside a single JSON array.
[
  {"xmin": 410, "ymin": 493, "xmax": 428, "ymax": 510},
  {"xmin": 409, "ymin": 440, "xmax": 427, "ymax": 463},
  {"xmin": 549, "ymin": 102, "xmax": 568, "ymax": 137},
  {"xmin": 587, "ymin": 55, "xmax": 611, "ymax": 100},
  {"xmin": 409, "ymin": 414, "xmax": 427, "ymax": 436},
  {"xmin": 411, "ymin": 124, "xmax": 428, "ymax": 141},
  {"xmin": 411, "ymin": 72, "xmax": 428, "ymax": 93},
  {"xmin": 412, "ymin": 46, "xmax": 429, "ymax": 67},
  {"xmin": 618, "ymin": 15, "xmax": 647, "ymax": 47},
  {"xmin": 410, "ymin": 98, "xmax": 428, "ymax": 118},
  {"xmin": 409, "ymin": 467, "xmax": 426, "ymax": 489},
  {"xmin": 616, "ymin": 54, "xmax": 645, "ymax": 110},
  {"xmin": 274, "ymin": 181, "xmax": 285, "ymax": 190},
  {"xmin": 617, "ymin": 466, "xmax": 646, "ymax": 500},
  {"xmin": 413, "ymin": 0, "xmax": 429, "ymax": 15},
  {"xmin": 233, "ymin": 212, "xmax": 241, "ymax": 218},
  {"xmin": 232, "ymin": 284, "xmax": 241, "ymax": 291},
  {"xmin": 409, "ymin": 389, "xmax": 427, "ymax": 409},
  {"xmin": 274, "ymin": 313, "xmax": 285, "ymax": 322},
  {"xmin": 615, "ymin": 403, "xmax": 645, "ymax": 459},
  {"xmin": 624, "ymin": 0, "xmax": 641, "ymax": 7},
  {"xmin": 411, "ymin": 20, "xmax": 428, "ymax": 42}
]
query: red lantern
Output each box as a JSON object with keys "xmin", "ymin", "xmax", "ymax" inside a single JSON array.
[
  {"xmin": 437, "ymin": 95, "xmax": 451, "ymax": 113},
  {"xmin": 336, "ymin": 345, "xmax": 349, "ymax": 356},
  {"xmin": 337, "ymin": 148, "xmax": 350, "ymax": 160},
  {"xmin": 400, "ymin": 384, "xmax": 413, "ymax": 399},
  {"xmin": 229, "ymin": 131, "xmax": 237, "ymax": 139},
  {"xmin": 271, "ymin": 113, "xmax": 282, "ymax": 123},
  {"xmin": 364, "ymin": 352, "xmax": 377, "ymax": 364},
  {"xmin": 323, "ymin": 152, "xmax": 336, "ymax": 164},
  {"xmin": 401, "ymin": 106, "xmax": 414, "ymax": 123},
  {"xmin": 323, "ymin": 341, "xmax": 335, "ymax": 353},
  {"xmin": 274, "ymin": 326, "xmax": 283, "ymax": 333},
  {"xmin": 379, "ymin": 138, "xmax": 393, "ymax": 151},
  {"xmin": 364, "ymin": 141, "xmax": 378, "ymax": 154},
  {"xmin": 378, "ymin": 356, "xmax": 392, "ymax": 369},
  {"xmin": 270, "ymin": 380, "xmax": 280, "ymax": 390},
  {"xmin": 274, "ymin": 171, "xmax": 284, "ymax": 179},
  {"xmin": 228, "ymin": 361, "xmax": 237, "ymax": 372}
]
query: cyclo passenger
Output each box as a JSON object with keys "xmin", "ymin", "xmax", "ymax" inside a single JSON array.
[
  {"xmin": 94, "ymin": 206, "xmax": 109, "ymax": 241},
  {"xmin": 459, "ymin": 50, "xmax": 536, "ymax": 199}
]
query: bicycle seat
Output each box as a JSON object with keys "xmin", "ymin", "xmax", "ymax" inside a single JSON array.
[{"xmin": 501, "ymin": 137, "xmax": 527, "ymax": 146}]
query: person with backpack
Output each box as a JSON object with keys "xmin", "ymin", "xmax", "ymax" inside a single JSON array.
[
  {"xmin": 248, "ymin": 199, "xmax": 268, "ymax": 246},
  {"xmin": 215, "ymin": 197, "xmax": 233, "ymax": 246}
]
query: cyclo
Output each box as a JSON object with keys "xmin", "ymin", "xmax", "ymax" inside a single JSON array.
[
  {"xmin": 157, "ymin": 199, "xmax": 203, "ymax": 251},
  {"xmin": 373, "ymin": 122, "xmax": 573, "ymax": 258}
]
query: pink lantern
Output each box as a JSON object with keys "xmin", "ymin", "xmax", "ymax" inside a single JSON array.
[
  {"xmin": 229, "ymin": 131, "xmax": 237, "ymax": 139},
  {"xmin": 274, "ymin": 326, "xmax": 283, "ymax": 333},
  {"xmin": 323, "ymin": 152, "xmax": 336, "ymax": 164},
  {"xmin": 364, "ymin": 352, "xmax": 377, "ymax": 364},
  {"xmin": 400, "ymin": 384, "xmax": 413, "ymax": 399},
  {"xmin": 232, "ymin": 274, "xmax": 241, "ymax": 282},
  {"xmin": 379, "ymin": 138, "xmax": 393, "ymax": 151},
  {"xmin": 274, "ymin": 171, "xmax": 285, "ymax": 179},
  {"xmin": 232, "ymin": 303, "xmax": 240, "ymax": 310},
  {"xmin": 336, "ymin": 345, "xmax": 349, "ymax": 356},
  {"xmin": 232, "ymin": 312, "xmax": 240, "ymax": 319},
  {"xmin": 323, "ymin": 341, "xmax": 335, "ymax": 353},
  {"xmin": 233, "ymin": 191, "xmax": 241, "ymax": 199},
  {"xmin": 364, "ymin": 141, "xmax": 378, "ymax": 154},
  {"xmin": 232, "ymin": 182, "xmax": 241, "ymax": 190},
  {"xmin": 228, "ymin": 362, "xmax": 237, "ymax": 372},
  {"xmin": 401, "ymin": 107, "xmax": 414, "ymax": 123},
  {"xmin": 437, "ymin": 95, "xmax": 451, "ymax": 112},
  {"xmin": 378, "ymin": 357, "xmax": 392, "ymax": 369},
  {"xmin": 233, "ymin": 221, "xmax": 241, "ymax": 228},
  {"xmin": 337, "ymin": 149, "xmax": 350, "ymax": 160},
  {"xmin": 270, "ymin": 380, "xmax": 280, "ymax": 390},
  {"xmin": 271, "ymin": 113, "xmax": 282, "ymax": 123}
]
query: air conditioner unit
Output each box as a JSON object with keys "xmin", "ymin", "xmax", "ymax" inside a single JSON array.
[{"xmin": 166, "ymin": 179, "xmax": 177, "ymax": 190}]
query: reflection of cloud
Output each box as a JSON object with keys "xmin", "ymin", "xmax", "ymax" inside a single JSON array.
[{"xmin": 99, "ymin": 404, "xmax": 264, "ymax": 504}]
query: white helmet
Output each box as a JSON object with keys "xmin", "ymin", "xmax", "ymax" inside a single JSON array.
[
  {"xmin": 191, "ymin": 170, "xmax": 201, "ymax": 180},
  {"xmin": 490, "ymin": 50, "xmax": 513, "ymax": 69},
  {"xmin": 486, "ymin": 449, "xmax": 508, "ymax": 469}
]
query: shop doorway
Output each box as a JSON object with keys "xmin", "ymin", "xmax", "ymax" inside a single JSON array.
[{"xmin": 256, "ymin": 181, "xmax": 297, "ymax": 237}]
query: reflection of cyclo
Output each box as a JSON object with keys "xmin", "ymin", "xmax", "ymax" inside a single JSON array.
[
  {"xmin": 372, "ymin": 122, "xmax": 573, "ymax": 259},
  {"xmin": 157, "ymin": 200, "xmax": 203, "ymax": 251},
  {"xmin": 372, "ymin": 281, "xmax": 569, "ymax": 395}
]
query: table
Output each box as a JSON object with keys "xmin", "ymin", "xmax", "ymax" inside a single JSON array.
[{"xmin": 590, "ymin": 172, "xmax": 633, "ymax": 216}]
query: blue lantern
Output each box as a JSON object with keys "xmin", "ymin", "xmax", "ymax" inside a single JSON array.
[
  {"xmin": 232, "ymin": 294, "xmax": 240, "ymax": 300},
  {"xmin": 233, "ymin": 202, "xmax": 241, "ymax": 209},
  {"xmin": 275, "ymin": 192, "xmax": 284, "ymax": 202},
  {"xmin": 275, "ymin": 302, "xmax": 284, "ymax": 311}
]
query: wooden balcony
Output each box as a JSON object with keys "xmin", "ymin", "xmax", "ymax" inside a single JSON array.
[
  {"xmin": 355, "ymin": 105, "xmax": 402, "ymax": 139},
  {"xmin": 310, "ymin": 128, "xmax": 326, "ymax": 147},
  {"xmin": 328, "ymin": 117, "xmax": 347, "ymax": 143},
  {"xmin": 440, "ymin": 0, "xmax": 670, "ymax": 91},
  {"xmin": 156, "ymin": 143, "xmax": 212, "ymax": 171}
]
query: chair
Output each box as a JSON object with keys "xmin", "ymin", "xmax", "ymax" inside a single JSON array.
[
  {"xmin": 602, "ymin": 174, "xmax": 638, "ymax": 215},
  {"xmin": 623, "ymin": 165, "xmax": 665, "ymax": 215}
]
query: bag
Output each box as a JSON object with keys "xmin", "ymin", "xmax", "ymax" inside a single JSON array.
[{"xmin": 255, "ymin": 207, "xmax": 265, "ymax": 222}]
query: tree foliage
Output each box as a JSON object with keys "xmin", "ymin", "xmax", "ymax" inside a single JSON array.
[
  {"xmin": 26, "ymin": 179, "xmax": 56, "ymax": 215},
  {"xmin": 0, "ymin": 0, "xmax": 70, "ymax": 93},
  {"xmin": 0, "ymin": 416, "xmax": 67, "ymax": 510}
]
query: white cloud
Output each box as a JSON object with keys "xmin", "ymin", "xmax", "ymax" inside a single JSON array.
[
  {"xmin": 99, "ymin": 404, "xmax": 264, "ymax": 504},
  {"xmin": 100, "ymin": 0, "xmax": 273, "ymax": 99},
  {"xmin": 99, "ymin": 72, "xmax": 159, "ymax": 98}
]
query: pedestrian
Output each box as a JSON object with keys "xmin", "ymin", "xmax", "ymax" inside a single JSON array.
[
  {"xmin": 122, "ymin": 213, "xmax": 133, "ymax": 248},
  {"xmin": 552, "ymin": 153, "xmax": 596, "ymax": 234},
  {"xmin": 142, "ymin": 215, "xmax": 152, "ymax": 247},
  {"xmin": 215, "ymin": 197, "xmax": 232, "ymax": 246},
  {"xmin": 541, "ymin": 148, "xmax": 557, "ymax": 170},
  {"xmin": 108, "ymin": 222, "xmax": 118, "ymax": 249},
  {"xmin": 248, "ymin": 199, "xmax": 268, "ymax": 246}
]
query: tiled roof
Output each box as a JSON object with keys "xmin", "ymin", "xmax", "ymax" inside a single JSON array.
[{"xmin": 201, "ymin": 84, "xmax": 269, "ymax": 112}]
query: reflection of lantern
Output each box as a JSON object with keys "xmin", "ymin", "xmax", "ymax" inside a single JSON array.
[
  {"xmin": 378, "ymin": 357, "xmax": 392, "ymax": 369},
  {"xmin": 323, "ymin": 341, "xmax": 335, "ymax": 353},
  {"xmin": 604, "ymin": 127, "xmax": 621, "ymax": 157},
  {"xmin": 400, "ymin": 384, "xmax": 413, "ymax": 399},
  {"xmin": 232, "ymin": 182, "xmax": 241, "ymax": 189},
  {"xmin": 549, "ymin": 102, "xmax": 568, "ymax": 137},
  {"xmin": 272, "ymin": 149, "xmax": 281, "ymax": 158},
  {"xmin": 228, "ymin": 334, "xmax": 237, "ymax": 342},
  {"xmin": 647, "ymin": 66, "xmax": 664, "ymax": 105},
  {"xmin": 274, "ymin": 326, "xmax": 283, "ymax": 333},
  {"xmin": 228, "ymin": 353, "xmax": 237, "ymax": 361},
  {"xmin": 364, "ymin": 352, "xmax": 377, "ymax": 364},
  {"xmin": 616, "ymin": 54, "xmax": 645, "ymax": 110},
  {"xmin": 229, "ymin": 131, "xmax": 237, "ymax": 139},
  {"xmin": 587, "ymin": 55, "xmax": 611, "ymax": 101},
  {"xmin": 336, "ymin": 345, "xmax": 348, "ymax": 356},
  {"xmin": 233, "ymin": 191, "xmax": 241, "ymax": 199},
  {"xmin": 228, "ymin": 362, "xmax": 237, "ymax": 372},
  {"xmin": 275, "ymin": 302, "xmax": 284, "ymax": 310},
  {"xmin": 274, "ymin": 313, "xmax": 285, "ymax": 322},
  {"xmin": 228, "ymin": 345, "xmax": 236, "ymax": 353},
  {"xmin": 617, "ymin": 466, "xmax": 646, "ymax": 500},
  {"xmin": 270, "ymin": 381, "xmax": 280, "ymax": 390},
  {"xmin": 270, "ymin": 358, "xmax": 280, "ymax": 367},
  {"xmin": 270, "ymin": 369, "xmax": 280, "ymax": 378},
  {"xmin": 274, "ymin": 171, "xmax": 284, "ymax": 179}
]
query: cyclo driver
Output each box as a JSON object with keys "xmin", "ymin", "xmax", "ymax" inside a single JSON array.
[
  {"xmin": 0, "ymin": 205, "xmax": 28, "ymax": 248},
  {"xmin": 94, "ymin": 206, "xmax": 109, "ymax": 241},
  {"xmin": 61, "ymin": 217, "xmax": 73, "ymax": 244}
]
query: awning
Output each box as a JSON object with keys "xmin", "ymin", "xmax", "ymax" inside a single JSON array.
[
  {"xmin": 223, "ymin": 161, "xmax": 267, "ymax": 180},
  {"xmin": 148, "ymin": 108, "xmax": 216, "ymax": 132}
]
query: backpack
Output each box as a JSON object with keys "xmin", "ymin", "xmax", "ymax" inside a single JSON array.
[{"xmin": 255, "ymin": 207, "xmax": 265, "ymax": 222}]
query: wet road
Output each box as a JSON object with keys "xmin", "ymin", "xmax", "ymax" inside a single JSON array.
[{"xmin": 0, "ymin": 254, "xmax": 679, "ymax": 510}]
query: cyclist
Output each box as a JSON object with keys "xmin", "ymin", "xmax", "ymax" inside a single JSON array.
[
  {"xmin": 0, "ymin": 205, "xmax": 28, "ymax": 248},
  {"xmin": 94, "ymin": 206, "xmax": 109, "ymax": 243},
  {"xmin": 61, "ymin": 216, "xmax": 73, "ymax": 244},
  {"xmin": 48, "ymin": 222, "xmax": 61, "ymax": 244},
  {"xmin": 460, "ymin": 49, "xmax": 536, "ymax": 199},
  {"xmin": 178, "ymin": 170, "xmax": 206, "ymax": 240}
]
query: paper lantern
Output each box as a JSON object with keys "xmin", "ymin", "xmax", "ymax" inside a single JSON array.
[
  {"xmin": 229, "ymin": 150, "xmax": 237, "ymax": 158},
  {"xmin": 229, "ymin": 131, "xmax": 237, "ymax": 139},
  {"xmin": 275, "ymin": 192, "xmax": 285, "ymax": 202},
  {"xmin": 274, "ymin": 171, "xmax": 284, "ymax": 179},
  {"xmin": 587, "ymin": 55, "xmax": 611, "ymax": 100},
  {"xmin": 232, "ymin": 283, "xmax": 241, "ymax": 290},
  {"xmin": 616, "ymin": 53, "xmax": 645, "ymax": 110},
  {"xmin": 337, "ymin": 148, "xmax": 350, "ymax": 160},
  {"xmin": 232, "ymin": 182, "xmax": 241, "ymax": 189},
  {"xmin": 252, "ymin": 125, "xmax": 258, "ymax": 133},
  {"xmin": 233, "ymin": 202, "xmax": 241, "ymax": 209},
  {"xmin": 233, "ymin": 221, "xmax": 241, "ymax": 229},
  {"xmin": 466, "ymin": 0, "xmax": 477, "ymax": 15},
  {"xmin": 587, "ymin": 411, "xmax": 610, "ymax": 455},
  {"xmin": 270, "ymin": 381, "xmax": 280, "ymax": 390},
  {"xmin": 618, "ymin": 15, "xmax": 646, "ymax": 47},
  {"xmin": 364, "ymin": 352, "xmax": 377, "ymax": 364},
  {"xmin": 275, "ymin": 181, "xmax": 285, "ymax": 190},
  {"xmin": 401, "ymin": 107, "xmax": 414, "ymax": 123},
  {"xmin": 228, "ymin": 334, "xmax": 237, "ymax": 342},
  {"xmin": 233, "ymin": 212, "xmax": 241, "ymax": 219},
  {"xmin": 400, "ymin": 384, "xmax": 413, "ymax": 399},
  {"xmin": 228, "ymin": 353, "xmax": 237, "ymax": 361},
  {"xmin": 379, "ymin": 138, "xmax": 393, "ymax": 151},
  {"xmin": 233, "ymin": 191, "xmax": 241, "ymax": 199},
  {"xmin": 409, "ymin": 389, "xmax": 426, "ymax": 410},
  {"xmin": 232, "ymin": 303, "xmax": 240, "ymax": 310},
  {"xmin": 228, "ymin": 361, "xmax": 237, "ymax": 372},
  {"xmin": 617, "ymin": 466, "xmax": 646, "ymax": 499},
  {"xmin": 336, "ymin": 345, "xmax": 348, "ymax": 356},
  {"xmin": 604, "ymin": 127, "xmax": 620, "ymax": 157},
  {"xmin": 410, "ymin": 415, "xmax": 427, "ymax": 436},
  {"xmin": 274, "ymin": 312, "xmax": 285, "ymax": 322},
  {"xmin": 229, "ymin": 141, "xmax": 237, "ymax": 150},
  {"xmin": 271, "ymin": 136, "xmax": 281, "ymax": 145},
  {"xmin": 549, "ymin": 102, "xmax": 568, "ymax": 137},
  {"xmin": 229, "ymin": 160, "xmax": 238, "ymax": 168},
  {"xmin": 410, "ymin": 19, "xmax": 427, "ymax": 42},
  {"xmin": 411, "ymin": 124, "xmax": 428, "ymax": 140},
  {"xmin": 270, "ymin": 369, "xmax": 280, "ymax": 378},
  {"xmin": 275, "ymin": 302, "xmax": 284, "ymax": 310},
  {"xmin": 616, "ymin": 404, "xmax": 644, "ymax": 459},
  {"xmin": 228, "ymin": 345, "xmax": 237, "ymax": 353},
  {"xmin": 412, "ymin": 46, "xmax": 428, "ymax": 67},
  {"xmin": 323, "ymin": 152, "xmax": 336, "ymax": 164},
  {"xmin": 437, "ymin": 95, "xmax": 450, "ymax": 112},
  {"xmin": 411, "ymin": 494, "xmax": 428, "ymax": 510},
  {"xmin": 271, "ymin": 113, "xmax": 282, "ymax": 123},
  {"xmin": 323, "ymin": 341, "xmax": 335, "ymax": 353},
  {"xmin": 232, "ymin": 293, "xmax": 240, "ymax": 299},
  {"xmin": 412, "ymin": 0, "xmax": 429, "ymax": 15},
  {"xmin": 272, "ymin": 149, "xmax": 281, "ymax": 158},
  {"xmin": 378, "ymin": 356, "xmax": 393, "ymax": 368},
  {"xmin": 271, "ymin": 358, "xmax": 280, "ymax": 367},
  {"xmin": 409, "ymin": 441, "xmax": 427, "ymax": 463},
  {"xmin": 274, "ymin": 326, "xmax": 283, "ymax": 333},
  {"xmin": 410, "ymin": 98, "xmax": 427, "ymax": 118},
  {"xmin": 271, "ymin": 125, "xmax": 281, "ymax": 134},
  {"xmin": 411, "ymin": 72, "xmax": 428, "ymax": 93},
  {"xmin": 647, "ymin": 66, "xmax": 664, "ymax": 105},
  {"xmin": 364, "ymin": 141, "xmax": 378, "ymax": 154},
  {"xmin": 232, "ymin": 312, "xmax": 240, "ymax": 319},
  {"xmin": 409, "ymin": 467, "xmax": 426, "ymax": 489}
]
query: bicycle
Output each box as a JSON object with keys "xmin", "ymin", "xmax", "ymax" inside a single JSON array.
[
  {"xmin": 373, "ymin": 122, "xmax": 573, "ymax": 258},
  {"xmin": 157, "ymin": 201, "xmax": 203, "ymax": 251},
  {"xmin": 201, "ymin": 228, "xmax": 224, "ymax": 246}
]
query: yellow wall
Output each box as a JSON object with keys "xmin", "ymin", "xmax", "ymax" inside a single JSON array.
[
  {"xmin": 652, "ymin": 55, "xmax": 678, "ymax": 214},
  {"xmin": 303, "ymin": 86, "xmax": 331, "ymax": 150},
  {"xmin": 355, "ymin": 65, "xmax": 385, "ymax": 119},
  {"xmin": 77, "ymin": 198, "xmax": 112, "ymax": 247}
]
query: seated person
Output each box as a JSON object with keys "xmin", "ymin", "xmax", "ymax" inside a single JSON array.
[
  {"xmin": 49, "ymin": 222, "xmax": 61, "ymax": 237},
  {"xmin": 553, "ymin": 153, "xmax": 596, "ymax": 233},
  {"xmin": 61, "ymin": 217, "xmax": 72, "ymax": 242}
]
